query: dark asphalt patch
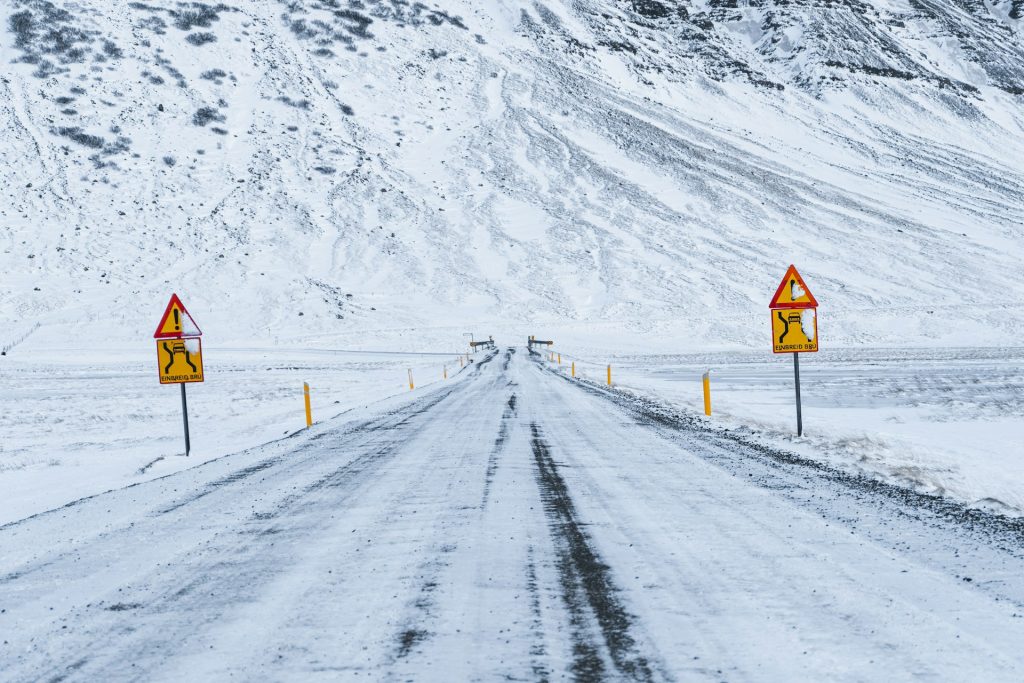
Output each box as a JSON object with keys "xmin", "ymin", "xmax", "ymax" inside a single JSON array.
[
  {"xmin": 482, "ymin": 393, "xmax": 516, "ymax": 507},
  {"xmin": 473, "ymin": 349, "xmax": 498, "ymax": 371},
  {"xmin": 392, "ymin": 554, "xmax": 453, "ymax": 662},
  {"xmin": 529, "ymin": 422, "xmax": 657, "ymax": 682},
  {"xmin": 397, "ymin": 628, "xmax": 429, "ymax": 657},
  {"xmin": 524, "ymin": 544, "xmax": 551, "ymax": 682}
]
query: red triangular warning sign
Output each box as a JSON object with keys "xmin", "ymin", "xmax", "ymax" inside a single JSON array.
[
  {"xmin": 769, "ymin": 265, "xmax": 818, "ymax": 309},
  {"xmin": 154, "ymin": 293, "xmax": 202, "ymax": 339}
]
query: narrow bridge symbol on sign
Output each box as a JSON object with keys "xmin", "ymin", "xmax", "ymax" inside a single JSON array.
[
  {"xmin": 163, "ymin": 341, "xmax": 198, "ymax": 374},
  {"xmin": 771, "ymin": 308, "xmax": 818, "ymax": 353},
  {"xmin": 157, "ymin": 338, "xmax": 205, "ymax": 384}
]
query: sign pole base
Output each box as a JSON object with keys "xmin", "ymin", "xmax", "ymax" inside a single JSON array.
[
  {"xmin": 180, "ymin": 383, "xmax": 191, "ymax": 456},
  {"xmin": 793, "ymin": 352, "xmax": 803, "ymax": 437}
]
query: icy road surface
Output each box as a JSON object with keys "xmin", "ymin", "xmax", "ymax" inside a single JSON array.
[{"xmin": 2, "ymin": 349, "xmax": 1024, "ymax": 681}]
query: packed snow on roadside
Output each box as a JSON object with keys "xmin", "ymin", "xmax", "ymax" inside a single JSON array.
[
  {"xmin": 555, "ymin": 345, "xmax": 1024, "ymax": 517},
  {"xmin": 0, "ymin": 342, "xmax": 474, "ymax": 525}
]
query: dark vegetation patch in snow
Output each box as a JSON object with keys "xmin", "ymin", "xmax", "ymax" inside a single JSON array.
[
  {"xmin": 151, "ymin": 50, "xmax": 187, "ymax": 87},
  {"xmin": 55, "ymin": 127, "xmax": 105, "ymax": 149},
  {"xmin": 272, "ymin": 1, "xmax": 471, "ymax": 119},
  {"xmin": 630, "ymin": 0, "xmax": 675, "ymax": 19},
  {"xmin": 129, "ymin": 2, "xmax": 237, "ymax": 47},
  {"xmin": 128, "ymin": 2, "xmax": 234, "ymax": 30},
  {"xmin": 280, "ymin": 0, "xmax": 468, "ymax": 55},
  {"xmin": 53, "ymin": 126, "xmax": 133, "ymax": 167},
  {"xmin": 200, "ymin": 68, "xmax": 228, "ymax": 81},
  {"xmin": 8, "ymin": 0, "xmax": 122, "ymax": 79},
  {"xmin": 277, "ymin": 95, "xmax": 312, "ymax": 109},
  {"xmin": 192, "ymin": 106, "xmax": 226, "ymax": 126},
  {"xmin": 135, "ymin": 13, "xmax": 169, "ymax": 35},
  {"xmin": 102, "ymin": 39, "xmax": 124, "ymax": 59},
  {"xmin": 169, "ymin": 3, "xmax": 228, "ymax": 30},
  {"xmin": 185, "ymin": 31, "xmax": 218, "ymax": 45}
]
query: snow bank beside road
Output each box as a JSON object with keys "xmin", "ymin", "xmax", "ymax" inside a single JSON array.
[
  {"xmin": 555, "ymin": 347, "xmax": 1024, "ymax": 516},
  {"xmin": 0, "ymin": 345, "xmax": 474, "ymax": 525}
]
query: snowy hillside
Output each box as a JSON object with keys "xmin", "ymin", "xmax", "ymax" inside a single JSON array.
[
  {"xmin": 5, "ymin": 9, "xmax": 1024, "ymax": 676},
  {"xmin": 2, "ymin": 0, "xmax": 1023, "ymax": 349}
]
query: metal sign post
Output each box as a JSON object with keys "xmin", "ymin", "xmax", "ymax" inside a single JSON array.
[
  {"xmin": 180, "ymin": 383, "xmax": 191, "ymax": 456},
  {"xmin": 793, "ymin": 353, "xmax": 803, "ymax": 437}
]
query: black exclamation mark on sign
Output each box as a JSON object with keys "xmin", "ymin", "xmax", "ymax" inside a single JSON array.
[{"xmin": 173, "ymin": 308, "xmax": 180, "ymax": 332}]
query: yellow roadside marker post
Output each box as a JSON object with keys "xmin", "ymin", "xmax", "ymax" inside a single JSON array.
[
  {"xmin": 571, "ymin": 361, "xmax": 575, "ymax": 378},
  {"xmin": 408, "ymin": 369, "xmax": 414, "ymax": 391},
  {"xmin": 702, "ymin": 372, "xmax": 712, "ymax": 416},
  {"xmin": 607, "ymin": 365, "xmax": 612, "ymax": 386},
  {"xmin": 303, "ymin": 382, "xmax": 313, "ymax": 427},
  {"xmin": 558, "ymin": 353, "xmax": 561, "ymax": 365}
]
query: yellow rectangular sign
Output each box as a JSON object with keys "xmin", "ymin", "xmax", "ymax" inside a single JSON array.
[
  {"xmin": 772, "ymin": 309, "xmax": 818, "ymax": 354},
  {"xmin": 157, "ymin": 338, "xmax": 204, "ymax": 384}
]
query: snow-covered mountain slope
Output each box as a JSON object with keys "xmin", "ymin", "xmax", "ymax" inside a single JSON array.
[{"xmin": 2, "ymin": 0, "xmax": 1022, "ymax": 349}]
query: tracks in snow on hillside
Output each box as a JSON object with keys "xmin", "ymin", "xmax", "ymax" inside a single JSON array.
[{"xmin": 2, "ymin": 348, "xmax": 1024, "ymax": 681}]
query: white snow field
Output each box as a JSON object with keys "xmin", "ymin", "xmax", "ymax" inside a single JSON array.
[
  {"xmin": 3, "ymin": 0, "xmax": 1024, "ymax": 679},
  {"xmin": 0, "ymin": 342, "xmax": 474, "ymax": 525},
  {"xmin": 3, "ymin": 350, "xmax": 1024, "ymax": 682}
]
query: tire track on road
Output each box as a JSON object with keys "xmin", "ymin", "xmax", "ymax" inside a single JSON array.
[
  {"xmin": 529, "ymin": 421, "xmax": 661, "ymax": 682},
  {"xmin": 481, "ymin": 392, "xmax": 517, "ymax": 508}
]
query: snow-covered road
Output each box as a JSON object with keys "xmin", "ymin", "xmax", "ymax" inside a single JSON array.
[{"xmin": 2, "ymin": 348, "xmax": 1024, "ymax": 681}]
